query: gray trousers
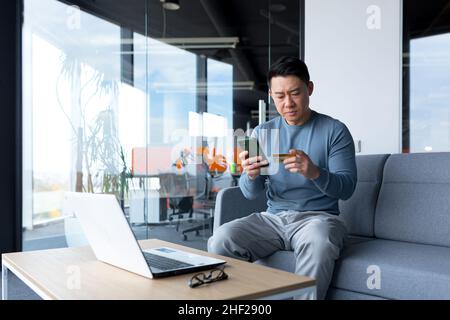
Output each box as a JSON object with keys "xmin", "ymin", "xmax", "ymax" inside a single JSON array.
[{"xmin": 207, "ymin": 210, "xmax": 348, "ymax": 300}]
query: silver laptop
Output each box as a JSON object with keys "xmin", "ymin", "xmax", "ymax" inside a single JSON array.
[{"xmin": 62, "ymin": 192, "xmax": 226, "ymax": 278}]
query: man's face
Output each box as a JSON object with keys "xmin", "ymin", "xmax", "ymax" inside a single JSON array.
[{"xmin": 269, "ymin": 75, "xmax": 314, "ymax": 125}]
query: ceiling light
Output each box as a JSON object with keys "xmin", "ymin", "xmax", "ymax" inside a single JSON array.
[
  {"xmin": 160, "ymin": 0, "xmax": 180, "ymax": 11},
  {"xmin": 154, "ymin": 37, "xmax": 240, "ymax": 49},
  {"xmin": 269, "ymin": 4, "xmax": 286, "ymax": 13}
]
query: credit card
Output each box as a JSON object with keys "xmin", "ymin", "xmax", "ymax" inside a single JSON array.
[{"xmin": 272, "ymin": 153, "xmax": 295, "ymax": 162}]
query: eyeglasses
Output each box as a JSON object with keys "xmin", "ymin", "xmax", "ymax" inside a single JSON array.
[{"xmin": 188, "ymin": 267, "xmax": 228, "ymax": 288}]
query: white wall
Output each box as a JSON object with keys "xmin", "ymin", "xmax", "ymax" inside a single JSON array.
[{"xmin": 305, "ymin": 0, "xmax": 402, "ymax": 154}]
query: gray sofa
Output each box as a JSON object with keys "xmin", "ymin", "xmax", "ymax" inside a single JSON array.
[{"xmin": 213, "ymin": 153, "xmax": 450, "ymax": 300}]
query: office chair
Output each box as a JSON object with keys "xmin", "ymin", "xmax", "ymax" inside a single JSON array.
[
  {"xmin": 158, "ymin": 172, "xmax": 194, "ymax": 230},
  {"xmin": 179, "ymin": 163, "xmax": 216, "ymax": 240}
]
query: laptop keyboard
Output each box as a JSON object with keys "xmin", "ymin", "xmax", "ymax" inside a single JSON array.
[{"xmin": 143, "ymin": 252, "xmax": 194, "ymax": 271}]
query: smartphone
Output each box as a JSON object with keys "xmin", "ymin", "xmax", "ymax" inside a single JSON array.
[{"xmin": 237, "ymin": 136, "xmax": 269, "ymax": 167}]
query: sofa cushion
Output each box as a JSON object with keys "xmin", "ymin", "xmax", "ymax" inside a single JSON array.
[
  {"xmin": 331, "ymin": 239, "xmax": 450, "ymax": 299},
  {"xmin": 326, "ymin": 288, "xmax": 386, "ymax": 300},
  {"xmin": 374, "ymin": 152, "xmax": 450, "ymax": 247},
  {"xmin": 339, "ymin": 154, "xmax": 389, "ymax": 237},
  {"xmin": 254, "ymin": 236, "xmax": 375, "ymax": 273}
]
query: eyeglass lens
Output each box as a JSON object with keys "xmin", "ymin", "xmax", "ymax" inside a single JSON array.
[{"xmin": 189, "ymin": 268, "xmax": 228, "ymax": 288}]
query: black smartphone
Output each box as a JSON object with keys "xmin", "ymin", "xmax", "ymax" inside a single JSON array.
[{"xmin": 237, "ymin": 136, "xmax": 269, "ymax": 167}]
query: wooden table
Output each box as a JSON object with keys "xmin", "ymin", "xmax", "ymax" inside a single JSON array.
[{"xmin": 2, "ymin": 239, "xmax": 316, "ymax": 300}]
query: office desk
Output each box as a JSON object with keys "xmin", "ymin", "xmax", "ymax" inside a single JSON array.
[{"xmin": 2, "ymin": 239, "xmax": 316, "ymax": 300}]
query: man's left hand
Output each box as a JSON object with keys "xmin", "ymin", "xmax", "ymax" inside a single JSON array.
[{"xmin": 284, "ymin": 149, "xmax": 321, "ymax": 180}]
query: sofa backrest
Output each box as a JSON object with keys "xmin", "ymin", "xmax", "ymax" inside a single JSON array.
[
  {"xmin": 374, "ymin": 152, "xmax": 450, "ymax": 247},
  {"xmin": 339, "ymin": 154, "xmax": 389, "ymax": 237},
  {"xmin": 213, "ymin": 186, "xmax": 268, "ymax": 231}
]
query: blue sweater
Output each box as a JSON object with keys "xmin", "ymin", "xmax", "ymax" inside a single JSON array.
[{"xmin": 239, "ymin": 110, "xmax": 357, "ymax": 215}]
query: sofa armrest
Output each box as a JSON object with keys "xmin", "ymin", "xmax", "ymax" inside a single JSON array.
[{"xmin": 213, "ymin": 187, "xmax": 268, "ymax": 231}]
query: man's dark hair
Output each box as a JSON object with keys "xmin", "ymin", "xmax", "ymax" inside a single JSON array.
[{"xmin": 267, "ymin": 56, "xmax": 310, "ymax": 87}]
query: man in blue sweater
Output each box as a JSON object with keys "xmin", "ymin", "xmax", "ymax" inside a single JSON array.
[{"xmin": 208, "ymin": 56, "xmax": 357, "ymax": 299}]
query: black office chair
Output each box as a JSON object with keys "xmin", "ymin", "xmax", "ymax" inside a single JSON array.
[
  {"xmin": 179, "ymin": 163, "xmax": 217, "ymax": 240},
  {"xmin": 159, "ymin": 172, "xmax": 194, "ymax": 230}
]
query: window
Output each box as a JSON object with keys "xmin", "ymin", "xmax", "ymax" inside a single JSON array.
[
  {"xmin": 409, "ymin": 33, "xmax": 450, "ymax": 152},
  {"xmin": 22, "ymin": 0, "xmax": 294, "ymax": 251},
  {"xmin": 403, "ymin": 1, "xmax": 450, "ymax": 153},
  {"xmin": 207, "ymin": 58, "xmax": 234, "ymax": 171},
  {"xmin": 23, "ymin": 0, "xmax": 144, "ymax": 249}
]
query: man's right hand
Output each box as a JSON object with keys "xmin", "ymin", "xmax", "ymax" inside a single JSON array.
[{"xmin": 239, "ymin": 151, "xmax": 269, "ymax": 180}]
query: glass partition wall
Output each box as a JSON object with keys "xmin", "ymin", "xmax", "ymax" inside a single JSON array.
[
  {"xmin": 22, "ymin": 0, "xmax": 144, "ymax": 249},
  {"xmin": 22, "ymin": 0, "xmax": 301, "ymax": 251}
]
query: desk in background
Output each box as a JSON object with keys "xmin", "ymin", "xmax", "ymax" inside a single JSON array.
[{"xmin": 128, "ymin": 191, "xmax": 194, "ymax": 224}]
